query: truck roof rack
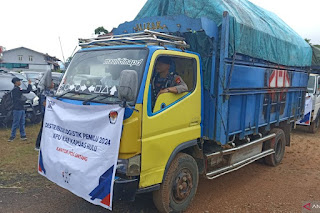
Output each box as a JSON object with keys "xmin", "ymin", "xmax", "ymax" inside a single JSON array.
[{"xmin": 78, "ymin": 30, "xmax": 189, "ymax": 49}]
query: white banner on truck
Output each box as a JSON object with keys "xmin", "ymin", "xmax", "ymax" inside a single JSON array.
[
  {"xmin": 38, "ymin": 97, "xmax": 124, "ymax": 210},
  {"xmin": 297, "ymin": 97, "xmax": 313, "ymax": 126}
]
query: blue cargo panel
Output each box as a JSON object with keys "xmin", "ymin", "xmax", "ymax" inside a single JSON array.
[{"xmin": 203, "ymin": 12, "xmax": 309, "ymax": 144}]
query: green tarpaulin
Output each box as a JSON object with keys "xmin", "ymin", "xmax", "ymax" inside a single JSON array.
[
  {"xmin": 136, "ymin": 0, "xmax": 312, "ymax": 67},
  {"xmin": 312, "ymin": 45, "xmax": 320, "ymax": 66}
]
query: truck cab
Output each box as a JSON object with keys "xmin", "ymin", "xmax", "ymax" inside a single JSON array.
[
  {"xmin": 56, "ymin": 33, "xmax": 202, "ymax": 205},
  {"xmin": 305, "ymin": 73, "xmax": 320, "ymax": 132}
]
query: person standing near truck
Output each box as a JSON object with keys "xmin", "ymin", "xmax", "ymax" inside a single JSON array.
[
  {"xmin": 35, "ymin": 71, "xmax": 54, "ymax": 150},
  {"xmin": 35, "ymin": 80, "xmax": 54, "ymax": 150},
  {"xmin": 8, "ymin": 77, "xmax": 32, "ymax": 142}
]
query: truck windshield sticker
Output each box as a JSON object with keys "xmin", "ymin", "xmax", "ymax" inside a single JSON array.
[
  {"xmin": 60, "ymin": 84, "xmax": 116, "ymax": 95},
  {"xmin": 103, "ymin": 58, "xmax": 143, "ymax": 67}
]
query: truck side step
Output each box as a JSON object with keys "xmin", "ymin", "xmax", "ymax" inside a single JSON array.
[
  {"xmin": 205, "ymin": 149, "xmax": 274, "ymax": 179},
  {"xmin": 205, "ymin": 133, "xmax": 276, "ymax": 158}
]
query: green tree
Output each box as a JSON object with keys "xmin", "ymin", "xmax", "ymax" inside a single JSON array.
[
  {"xmin": 66, "ymin": 56, "xmax": 73, "ymax": 63},
  {"xmin": 94, "ymin": 26, "xmax": 109, "ymax": 35},
  {"xmin": 304, "ymin": 39, "xmax": 320, "ymax": 48},
  {"xmin": 305, "ymin": 38, "xmax": 312, "ymax": 45},
  {"xmin": 65, "ymin": 56, "xmax": 73, "ymax": 69}
]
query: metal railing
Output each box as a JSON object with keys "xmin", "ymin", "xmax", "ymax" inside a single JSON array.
[{"xmin": 79, "ymin": 30, "xmax": 189, "ymax": 49}]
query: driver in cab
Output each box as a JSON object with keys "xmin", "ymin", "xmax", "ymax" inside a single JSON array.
[{"xmin": 152, "ymin": 56, "xmax": 188, "ymax": 102}]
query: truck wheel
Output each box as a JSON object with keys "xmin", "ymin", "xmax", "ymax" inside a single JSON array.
[
  {"xmin": 153, "ymin": 153, "xmax": 199, "ymax": 213},
  {"xmin": 309, "ymin": 117, "xmax": 319, "ymax": 134},
  {"xmin": 264, "ymin": 128, "xmax": 286, "ymax": 166}
]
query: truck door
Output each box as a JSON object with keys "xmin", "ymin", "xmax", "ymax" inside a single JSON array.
[
  {"xmin": 315, "ymin": 76, "xmax": 320, "ymax": 120},
  {"xmin": 140, "ymin": 50, "xmax": 201, "ymax": 187}
]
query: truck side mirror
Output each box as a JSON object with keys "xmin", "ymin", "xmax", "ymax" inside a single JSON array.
[{"xmin": 118, "ymin": 70, "xmax": 138, "ymax": 102}]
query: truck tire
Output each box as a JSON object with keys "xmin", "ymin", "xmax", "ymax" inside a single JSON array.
[
  {"xmin": 153, "ymin": 153, "xmax": 199, "ymax": 213},
  {"xmin": 309, "ymin": 117, "xmax": 319, "ymax": 134},
  {"xmin": 264, "ymin": 128, "xmax": 286, "ymax": 167}
]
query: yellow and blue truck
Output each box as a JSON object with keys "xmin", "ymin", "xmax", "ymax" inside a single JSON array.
[{"xmin": 55, "ymin": 1, "xmax": 312, "ymax": 212}]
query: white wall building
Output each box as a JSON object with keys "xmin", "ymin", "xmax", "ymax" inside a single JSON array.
[{"xmin": 0, "ymin": 47, "xmax": 60, "ymax": 72}]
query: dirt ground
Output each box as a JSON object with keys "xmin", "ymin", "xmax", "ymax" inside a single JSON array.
[{"xmin": 0, "ymin": 124, "xmax": 319, "ymax": 213}]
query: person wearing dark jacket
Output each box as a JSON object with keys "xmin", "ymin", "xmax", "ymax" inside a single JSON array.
[{"xmin": 8, "ymin": 77, "xmax": 32, "ymax": 142}]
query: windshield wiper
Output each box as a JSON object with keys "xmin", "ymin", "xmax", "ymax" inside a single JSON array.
[
  {"xmin": 56, "ymin": 90, "xmax": 87, "ymax": 99},
  {"xmin": 57, "ymin": 91, "xmax": 119, "ymax": 105},
  {"xmin": 82, "ymin": 93, "xmax": 116, "ymax": 105}
]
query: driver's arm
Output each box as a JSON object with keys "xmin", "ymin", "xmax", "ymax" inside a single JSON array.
[{"xmin": 158, "ymin": 75, "xmax": 188, "ymax": 95}]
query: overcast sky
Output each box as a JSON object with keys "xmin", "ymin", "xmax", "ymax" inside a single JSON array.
[{"xmin": 1, "ymin": 0, "xmax": 319, "ymax": 62}]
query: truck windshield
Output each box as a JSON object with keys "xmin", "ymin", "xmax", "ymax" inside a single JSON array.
[
  {"xmin": 307, "ymin": 76, "xmax": 316, "ymax": 94},
  {"xmin": 57, "ymin": 49, "xmax": 147, "ymax": 103}
]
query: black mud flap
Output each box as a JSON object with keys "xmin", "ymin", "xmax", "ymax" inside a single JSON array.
[{"xmin": 113, "ymin": 178, "xmax": 139, "ymax": 202}]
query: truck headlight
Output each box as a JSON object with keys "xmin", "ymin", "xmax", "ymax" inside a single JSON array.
[
  {"xmin": 117, "ymin": 155, "xmax": 141, "ymax": 176},
  {"xmin": 33, "ymin": 96, "xmax": 39, "ymax": 106}
]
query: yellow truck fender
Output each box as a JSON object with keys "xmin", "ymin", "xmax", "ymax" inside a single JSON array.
[{"xmin": 161, "ymin": 139, "xmax": 200, "ymax": 182}]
